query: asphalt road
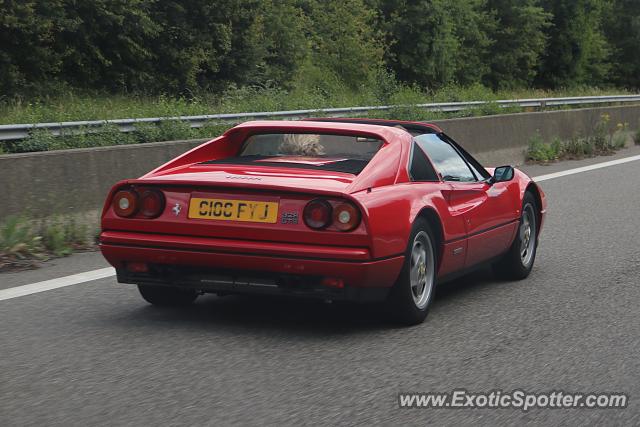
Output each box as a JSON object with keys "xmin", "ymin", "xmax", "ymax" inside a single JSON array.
[{"xmin": 2, "ymin": 150, "xmax": 640, "ymax": 426}]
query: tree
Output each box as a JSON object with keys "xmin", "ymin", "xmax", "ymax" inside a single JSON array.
[
  {"xmin": 54, "ymin": 0, "xmax": 159, "ymax": 92},
  {"xmin": 0, "ymin": 1, "xmax": 66, "ymax": 95},
  {"xmin": 536, "ymin": 0, "xmax": 610, "ymax": 88},
  {"xmin": 379, "ymin": 0, "xmax": 492, "ymax": 89},
  {"xmin": 305, "ymin": 0, "xmax": 384, "ymax": 88},
  {"xmin": 258, "ymin": 0, "xmax": 309, "ymax": 87},
  {"xmin": 604, "ymin": 0, "xmax": 640, "ymax": 88},
  {"xmin": 147, "ymin": 1, "xmax": 234, "ymax": 93},
  {"xmin": 449, "ymin": 0, "xmax": 495, "ymax": 86},
  {"xmin": 484, "ymin": 0, "xmax": 551, "ymax": 89}
]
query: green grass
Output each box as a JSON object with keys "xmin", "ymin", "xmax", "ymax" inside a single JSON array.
[
  {"xmin": 0, "ymin": 84, "xmax": 629, "ymax": 125},
  {"xmin": 0, "ymin": 216, "xmax": 43, "ymax": 259},
  {"xmin": 0, "ymin": 215, "xmax": 93, "ymax": 271},
  {"xmin": 526, "ymin": 114, "xmax": 630, "ymax": 163},
  {"xmin": 0, "ymin": 84, "xmax": 633, "ymax": 155}
]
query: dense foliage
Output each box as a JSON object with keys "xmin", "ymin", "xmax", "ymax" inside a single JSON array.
[{"xmin": 0, "ymin": 0, "xmax": 638, "ymax": 98}]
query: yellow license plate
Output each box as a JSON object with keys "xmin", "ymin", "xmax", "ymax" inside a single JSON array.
[{"xmin": 188, "ymin": 198, "xmax": 279, "ymax": 223}]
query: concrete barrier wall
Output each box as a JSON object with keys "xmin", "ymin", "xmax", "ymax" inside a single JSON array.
[
  {"xmin": 0, "ymin": 140, "xmax": 204, "ymax": 221},
  {"xmin": 1, "ymin": 105, "xmax": 639, "ymax": 221},
  {"xmin": 433, "ymin": 104, "xmax": 640, "ymax": 165}
]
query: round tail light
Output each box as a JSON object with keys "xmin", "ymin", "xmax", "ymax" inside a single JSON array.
[
  {"xmin": 333, "ymin": 202, "xmax": 361, "ymax": 231},
  {"xmin": 140, "ymin": 189, "xmax": 165, "ymax": 218},
  {"xmin": 113, "ymin": 190, "xmax": 139, "ymax": 217},
  {"xmin": 303, "ymin": 199, "xmax": 333, "ymax": 229}
]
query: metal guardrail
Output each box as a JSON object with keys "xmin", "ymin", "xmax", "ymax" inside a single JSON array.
[{"xmin": 1, "ymin": 95, "xmax": 639, "ymax": 142}]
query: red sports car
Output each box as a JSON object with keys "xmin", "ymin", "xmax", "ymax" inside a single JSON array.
[{"xmin": 100, "ymin": 119, "xmax": 546, "ymax": 324}]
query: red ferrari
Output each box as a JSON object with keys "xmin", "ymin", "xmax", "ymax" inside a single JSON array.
[{"xmin": 100, "ymin": 118, "xmax": 546, "ymax": 324}]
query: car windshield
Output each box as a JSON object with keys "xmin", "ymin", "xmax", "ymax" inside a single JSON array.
[{"xmin": 202, "ymin": 133, "xmax": 384, "ymax": 174}]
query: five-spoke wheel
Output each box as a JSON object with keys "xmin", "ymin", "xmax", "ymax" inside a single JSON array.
[
  {"xmin": 493, "ymin": 191, "xmax": 539, "ymax": 279},
  {"xmin": 387, "ymin": 218, "xmax": 437, "ymax": 325}
]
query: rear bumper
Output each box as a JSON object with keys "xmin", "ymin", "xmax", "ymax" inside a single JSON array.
[{"xmin": 99, "ymin": 231, "xmax": 404, "ymax": 301}]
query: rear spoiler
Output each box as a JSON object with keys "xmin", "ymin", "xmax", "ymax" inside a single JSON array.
[{"xmin": 304, "ymin": 117, "xmax": 442, "ymax": 135}]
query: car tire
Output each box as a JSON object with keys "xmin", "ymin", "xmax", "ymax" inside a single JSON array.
[
  {"xmin": 493, "ymin": 192, "xmax": 538, "ymax": 280},
  {"xmin": 138, "ymin": 285, "xmax": 198, "ymax": 306},
  {"xmin": 386, "ymin": 218, "xmax": 438, "ymax": 326}
]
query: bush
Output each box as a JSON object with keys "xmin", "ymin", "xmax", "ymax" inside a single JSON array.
[
  {"xmin": 526, "ymin": 133, "xmax": 560, "ymax": 162},
  {"xmin": 156, "ymin": 120, "xmax": 196, "ymax": 141},
  {"xmin": 563, "ymin": 136, "xmax": 590, "ymax": 158},
  {"xmin": 0, "ymin": 85, "xmax": 634, "ymax": 155},
  {"xmin": 526, "ymin": 123, "xmax": 631, "ymax": 164},
  {"xmin": 63, "ymin": 218, "xmax": 89, "ymax": 247},
  {"xmin": 593, "ymin": 114, "xmax": 609, "ymax": 152},
  {"xmin": 0, "ymin": 216, "xmax": 43, "ymax": 259},
  {"xmin": 133, "ymin": 122, "xmax": 164, "ymax": 144},
  {"xmin": 611, "ymin": 122, "xmax": 629, "ymax": 149},
  {"xmin": 9, "ymin": 129, "xmax": 58, "ymax": 153},
  {"xmin": 38, "ymin": 216, "xmax": 91, "ymax": 258},
  {"xmin": 0, "ymin": 214, "xmax": 94, "ymax": 270},
  {"xmin": 41, "ymin": 223, "xmax": 72, "ymax": 257}
]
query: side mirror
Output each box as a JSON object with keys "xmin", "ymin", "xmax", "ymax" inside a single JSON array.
[{"xmin": 490, "ymin": 165, "xmax": 515, "ymax": 184}]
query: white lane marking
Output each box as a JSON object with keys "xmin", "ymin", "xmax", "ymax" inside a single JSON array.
[
  {"xmin": 0, "ymin": 267, "xmax": 115, "ymax": 301},
  {"xmin": 533, "ymin": 154, "xmax": 640, "ymax": 182},
  {"xmin": 2, "ymin": 152, "xmax": 640, "ymax": 302}
]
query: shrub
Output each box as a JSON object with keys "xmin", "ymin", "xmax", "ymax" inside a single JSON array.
[
  {"xmin": 0, "ymin": 215, "xmax": 94, "ymax": 270},
  {"xmin": 42, "ymin": 223, "xmax": 72, "ymax": 257},
  {"xmin": 0, "ymin": 216, "xmax": 43, "ymax": 259},
  {"xmin": 9, "ymin": 129, "xmax": 58, "ymax": 152},
  {"xmin": 563, "ymin": 136, "xmax": 588, "ymax": 158},
  {"xmin": 593, "ymin": 113, "xmax": 614, "ymax": 152},
  {"xmin": 611, "ymin": 122, "xmax": 629, "ymax": 149},
  {"xmin": 526, "ymin": 132, "xmax": 559, "ymax": 162},
  {"xmin": 157, "ymin": 120, "xmax": 195, "ymax": 141},
  {"xmin": 550, "ymin": 137, "xmax": 563, "ymax": 156},
  {"xmin": 133, "ymin": 122, "xmax": 164, "ymax": 144},
  {"xmin": 582, "ymin": 137, "xmax": 595, "ymax": 156},
  {"xmin": 63, "ymin": 218, "xmax": 89, "ymax": 247},
  {"xmin": 198, "ymin": 122, "xmax": 232, "ymax": 140},
  {"xmin": 39, "ymin": 217, "xmax": 90, "ymax": 257},
  {"xmin": 88, "ymin": 123, "xmax": 136, "ymax": 147}
]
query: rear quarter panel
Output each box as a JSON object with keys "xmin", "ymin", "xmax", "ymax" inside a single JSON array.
[{"xmin": 352, "ymin": 183, "xmax": 467, "ymax": 260}]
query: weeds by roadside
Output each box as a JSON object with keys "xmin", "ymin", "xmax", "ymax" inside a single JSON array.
[
  {"xmin": 0, "ymin": 85, "xmax": 633, "ymax": 155},
  {"xmin": 0, "ymin": 217, "xmax": 44, "ymax": 270},
  {"xmin": 526, "ymin": 114, "xmax": 630, "ymax": 163},
  {"xmin": 1, "ymin": 84, "xmax": 626, "ymax": 126},
  {"xmin": 0, "ymin": 216, "xmax": 95, "ymax": 272}
]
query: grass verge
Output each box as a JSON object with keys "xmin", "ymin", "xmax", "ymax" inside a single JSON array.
[
  {"xmin": 526, "ymin": 114, "xmax": 630, "ymax": 163},
  {"xmin": 0, "ymin": 84, "xmax": 628, "ymax": 125},
  {"xmin": 0, "ymin": 216, "xmax": 96, "ymax": 272},
  {"xmin": 0, "ymin": 84, "xmax": 633, "ymax": 155}
]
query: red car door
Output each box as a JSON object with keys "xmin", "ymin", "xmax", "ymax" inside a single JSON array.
[
  {"xmin": 415, "ymin": 134, "xmax": 519, "ymax": 269},
  {"xmin": 444, "ymin": 180, "xmax": 518, "ymax": 267}
]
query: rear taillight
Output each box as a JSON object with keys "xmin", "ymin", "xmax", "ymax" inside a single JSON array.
[
  {"xmin": 332, "ymin": 202, "xmax": 361, "ymax": 231},
  {"xmin": 303, "ymin": 199, "xmax": 333, "ymax": 229},
  {"xmin": 140, "ymin": 189, "xmax": 165, "ymax": 218},
  {"xmin": 113, "ymin": 190, "xmax": 139, "ymax": 217},
  {"xmin": 303, "ymin": 199, "xmax": 361, "ymax": 231}
]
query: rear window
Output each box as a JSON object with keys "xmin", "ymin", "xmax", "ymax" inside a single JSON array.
[{"xmin": 202, "ymin": 133, "xmax": 384, "ymax": 175}]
